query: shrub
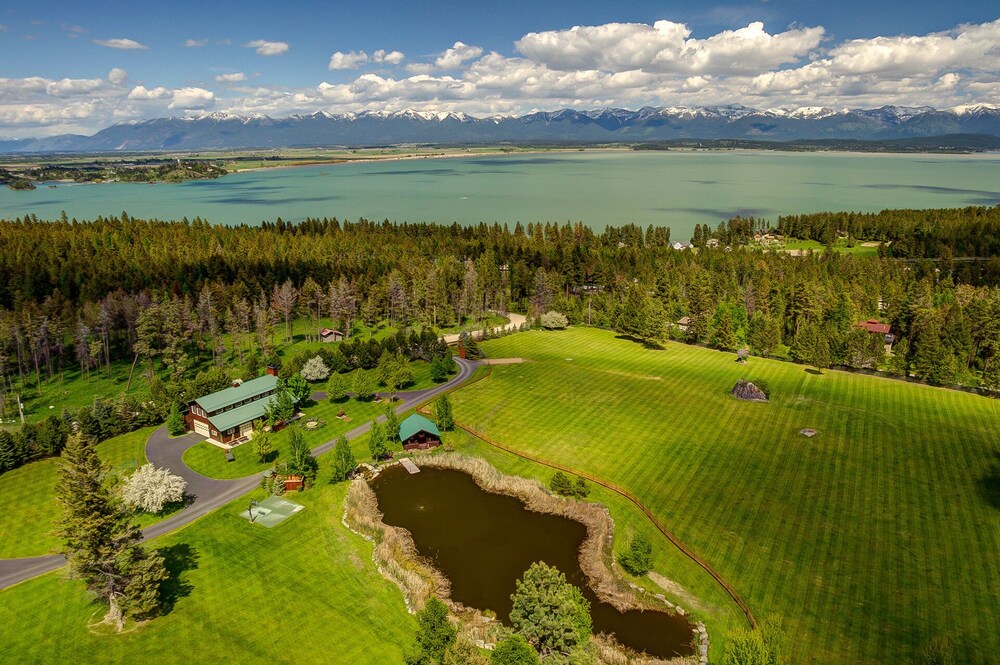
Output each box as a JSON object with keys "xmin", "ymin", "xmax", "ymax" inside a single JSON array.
[
  {"xmin": 618, "ymin": 533, "xmax": 653, "ymax": 576},
  {"xmin": 540, "ymin": 311, "xmax": 569, "ymax": 329},
  {"xmin": 491, "ymin": 634, "xmax": 539, "ymax": 665},
  {"xmin": 120, "ymin": 464, "xmax": 187, "ymax": 513}
]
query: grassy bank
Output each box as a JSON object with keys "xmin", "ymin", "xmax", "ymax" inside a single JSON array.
[
  {"xmin": 449, "ymin": 327, "xmax": 1000, "ymax": 664},
  {"xmin": 0, "ymin": 427, "xmax": 154, "ymax": 558},
  {"xmin": 0, "ymin": 472, "xmax": 415, "ymax": 663}
]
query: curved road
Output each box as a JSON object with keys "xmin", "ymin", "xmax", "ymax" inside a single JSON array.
[{"xmin": 0, "ymin": 357, "xmax": 480, "ymax": 590}]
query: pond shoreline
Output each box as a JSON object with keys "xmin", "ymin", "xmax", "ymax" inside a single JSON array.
[{"xmin": 344, "ymin": 454, "xmax": 702, "ymax": 664}]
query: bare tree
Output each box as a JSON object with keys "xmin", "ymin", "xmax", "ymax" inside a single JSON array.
[
  {"xmin": 300, "ymin": 277, "xmax": 324, "ymax": 343},
  {"xmin": 328, "ymin": 277, "xmax": 357, "ymax": 339},
  {"xmin": 270, "ymin": 280, "xmax": 299, "ymax": 345}
]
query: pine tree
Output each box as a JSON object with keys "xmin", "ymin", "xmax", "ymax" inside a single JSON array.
[
  {"xmin": 434, "ymin": 396, "xmax": 454, "ymax": 431},
  {"xmin": 0, "ymin": 429, "xmax": 18, "ymax": 472},
  {"xmin": 55, "ymin": 433, "xmax": 167, "ymax": 630},
  {"xmin": 165, "ymin": 402, "xmax": 186, "ymax": 436}
]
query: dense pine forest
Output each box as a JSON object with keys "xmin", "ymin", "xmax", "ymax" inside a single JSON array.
[{"xmin": 2, "ymin": 208, "xmax": 1000, "ymax": 445}]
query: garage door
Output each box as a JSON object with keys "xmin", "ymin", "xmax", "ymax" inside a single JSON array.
[{"xmin": 193, "ymin": 420, "xmax": 210, "ymax": 437}]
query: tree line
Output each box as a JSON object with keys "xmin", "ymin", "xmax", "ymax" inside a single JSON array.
[{"xmin": 3, "ymin": 210, "xmax": 1000, "ymax": 429}]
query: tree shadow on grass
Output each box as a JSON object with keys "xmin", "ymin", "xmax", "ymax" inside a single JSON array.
[
  {"xmin": 976, "ymin": 452, "xmax": 1000, "ymax": 511},
  {"xmin": 804, "ymin": 368, "xmax": 824, "ymax": 375},
  {"xmin": 613, "ymin": 334, "xmax": 664, "ymax": 350},
  {"xmin": 155, "ymin": 543, "xmax": 200, "ymax": 616}
]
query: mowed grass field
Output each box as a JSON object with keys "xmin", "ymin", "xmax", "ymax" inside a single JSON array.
[
  {"xmin": 450, "ymin": 328, "xmax": 1000, "ymax": 664},
  {"xmin": 0, "ymin": 427, "xmax": 154, "ymax": 559},
  {"xmin": 0, "ymin": 471, "xmax": 415, "ymax": 664}
]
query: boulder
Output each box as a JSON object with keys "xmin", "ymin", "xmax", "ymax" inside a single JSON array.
[{"xmin": 731, "ymin": 379, "xmax": 769, "ymax": 402}]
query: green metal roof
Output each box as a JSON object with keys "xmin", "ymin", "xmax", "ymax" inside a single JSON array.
[
  {"xmin": 207, "ymin": 395, "xmax": 276, "ymax": 433},
  {"xmin": 399, "ymin": 414, "xmax": 440, "ymax": 442},
  {"xmin": 194, "ymin": 374, "xmax": 277, "ymax": 413}
]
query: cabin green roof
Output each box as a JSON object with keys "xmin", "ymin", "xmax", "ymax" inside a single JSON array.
[
  {"xmin": 399, "ymin": 414, "xmax": 440, "ymax": 442},
  {"xmin": 193, "ymin": 374, "xmax": 278, "ymax": 413},
  {"xmin": 206, "ymin": 396, "xmax": 276, "ymax": 433}
]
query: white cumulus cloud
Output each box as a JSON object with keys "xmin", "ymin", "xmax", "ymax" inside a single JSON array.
[
  {"xmin": 127, "ymin": 85, "xmax": 170, "ymax": 101},
  {"xmin": 407, "ymin": 41, "xmax": 483, "ymax": 73},
  {"xmin": 184, "ymin": 38, "xmax": 207, "ymax": 47},
  {"xmin": 107, "ymin": 68, "xmax": 128, "ymax": 85},
  {"xmin": 373, "ymin": 49, "xmax": 405, "ymax": 65},
  {"xmin": 93, "ymin": 37, "xmax": 148, "ymax": 50},
  {"xmin": 168, "ymin": 87, "xmax": 215, "ymax": 109},
  {"xmin": 245, "ymin": 39, "xmax": 288, "ymax": 56},
  {"xmin": 214, "ymin": 72, "xmax": 247, "ymax": 83},
  {"xmin": 329, "ymin": 51, "xmax": 369, "ymax": 70}
]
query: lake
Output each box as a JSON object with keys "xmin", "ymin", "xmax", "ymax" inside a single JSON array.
[
  {"xmin": 370, "ymin": 465, "xmax": 695, "ymax": 659},
  {"xmin": 3, "ymin": 150, "xmax": 1000, "ymax": 240}
]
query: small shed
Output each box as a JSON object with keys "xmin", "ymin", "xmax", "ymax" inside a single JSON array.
[
  {"xmin": 320, "ymin": 328, "xmax": 345, "ymax": 343},
  {"xmin": 399, "ymin": 414, "xmax": 442, "ymax": 450},
  {"xmin": 676, "ymin": 316, "xmax": 693, "ymax": 332}
]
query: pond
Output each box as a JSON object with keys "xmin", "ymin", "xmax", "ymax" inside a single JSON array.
[{"xmin": 370, "ymin": 465, "xmax": 694, "ymax": 659}]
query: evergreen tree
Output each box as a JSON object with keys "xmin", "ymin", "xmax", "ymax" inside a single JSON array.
[
  {"xmin": 405, "ymin": 597, "xmax": 456, "ymax": 665},
  {"xmin": 434, "ymin": 396, "xmax": 454, "ymax": 431},
  {"xmin": 711, "ymin": 309, "xmax": 739, "ymax": 351},
  {"xmin": 490, "ymin": 634, "xmax": 539, "ymax": 665},
  {"xmin": 330, "ymin": 435, "xmax": 357, "ymax": 483},
  {"xmin": 55, "ymin": 433, "xmax": 167, "ymax": 630},
  {"xmin": 429, "ymin": 357, "xmax": 448, "ymax": 382},
  {"xmin": 0, "ymin": 429, "xmax": 18, "ymax": 472},
  {"xmin": 165, "ymin": 402, "xmax": 186, "ymax": 436},
  {"xmin": 618, "ymin": 533, "xmax": 654, "ymax": 576},
  {"xmin": 510, "ymin": 562, "xmax": 591, "ymax": 656}
]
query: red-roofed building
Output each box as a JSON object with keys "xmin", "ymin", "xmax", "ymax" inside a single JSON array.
[{"xmin": 856, "ymin": 319, "xmax": 895, "ymax": 350}]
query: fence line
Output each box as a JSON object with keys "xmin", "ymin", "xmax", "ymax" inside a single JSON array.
[{"xmin": 449, "ymin": 418, "xmax": 758, "ymax": 630}]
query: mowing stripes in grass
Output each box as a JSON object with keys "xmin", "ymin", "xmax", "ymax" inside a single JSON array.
[{"xmin": 451, "ymin": 328, "xmax": 1000, "ymax": 664}]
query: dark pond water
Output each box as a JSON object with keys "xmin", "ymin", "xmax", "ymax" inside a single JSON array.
[{"xmin": 370, "ymin": 465, "xmax": 694, "ymax": 658}]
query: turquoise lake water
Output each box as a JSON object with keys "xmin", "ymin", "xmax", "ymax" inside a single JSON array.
[{"xmin": 3, "ymin": 150, "xmax": 999, "ymax": 239}]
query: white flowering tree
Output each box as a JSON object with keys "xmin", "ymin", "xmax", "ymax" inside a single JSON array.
[
  {"xmin": 301, "ymin": 355, "xmax": 331, "ymax": 382},
  {"xmin": 121, "ymin": 464, "xmax": 187, "ymax": 514},
  {"xmin": 540, "ymin": 311, "xmax": 569, "ymax": 330}
]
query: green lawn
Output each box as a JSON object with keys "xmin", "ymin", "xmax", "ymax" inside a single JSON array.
[
  {"xmin": 0, "ymin": 467, "xmax": 416, "ymax": 664},
  {"xmin": 778, "ymin": 238, "xmax": 880, "ymax": 256},
  {"xmin": 182, "ymin": 397, "xmax": 386, "ymax": 479},
  {"xmin": 449, "ymin": 328, "xmax": 1000, "ymax": 665},
  {"xmin": 0, "ymin": 427, "xmax": 153, "ymax": 559}
]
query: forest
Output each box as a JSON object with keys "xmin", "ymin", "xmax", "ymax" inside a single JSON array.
[{"xmin": 2, "ymin": 209, "xmax": 1000, "ymax": 458}]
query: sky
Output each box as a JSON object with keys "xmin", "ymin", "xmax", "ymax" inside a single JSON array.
[{"xmin": 1, "ymin": 0, "xmax": 999, "ymax": 137}]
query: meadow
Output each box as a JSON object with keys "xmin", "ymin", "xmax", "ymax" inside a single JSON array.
[
  {"xmin": 0, "ymin": 465, "xmax": 416, "ymax": 664},
  {"xmin": 0, "ymin": 427, "xmax": 154, "ymax": 558},
  {"xmin": 449, "ymin": 328, "xmax": 1000, "ymax": 664}
]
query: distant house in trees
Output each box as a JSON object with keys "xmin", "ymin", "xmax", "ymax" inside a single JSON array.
[
  {"xmin": 672, "ymin": 241, "xmax": 692, "ymax": 250},
  {"xmin": 399, "ymin": 414, "xmax": 441, "ymax": 450},
  {"xmin": 186, "ymin": 374, "xmax": 278, "ymax": 446},
  {"xmin": 320, "ymin": 328, "xmax": 345, "ymax": 343},
  {"xmin": 855, "ymin": 319, "xmax": 895, "ymax": 350},
  {"xmin": 676, "ymin": 316, "xmax": 693, "ymax": 332}
]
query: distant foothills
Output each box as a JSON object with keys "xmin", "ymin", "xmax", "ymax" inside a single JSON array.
[{"xmin": 3, "ymin": 104, "xmax": 1000, "ymax": 153}]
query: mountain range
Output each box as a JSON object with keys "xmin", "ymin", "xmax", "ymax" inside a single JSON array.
[{"xmin": 3, "ymin": 104, "xmax": 1000, "ymax": 153}]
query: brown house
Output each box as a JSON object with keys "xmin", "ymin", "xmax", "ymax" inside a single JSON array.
[
  {"xmin": 855, "ymin": 319, "xmax": 896, "ymax": 349},
  {"xmin": 320, "ymin": 328, "xmax": 345, "ymax": 343},
  {"xmin": 186, "ymin": 374, "xmax": 278, "ymax": 445},
  {"xmin": 399, "ymin": 414, "xmax": 442, "ymax": 450}
]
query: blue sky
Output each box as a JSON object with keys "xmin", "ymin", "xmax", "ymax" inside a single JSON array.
[{"xmin": 1, "ymin": 1, "xmax": 998, "ymax": 136}]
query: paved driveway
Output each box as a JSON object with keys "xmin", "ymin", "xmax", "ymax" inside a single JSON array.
[{"xmin": 0, "ymin": 357, "xmax": 480, "ymax": 590}]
